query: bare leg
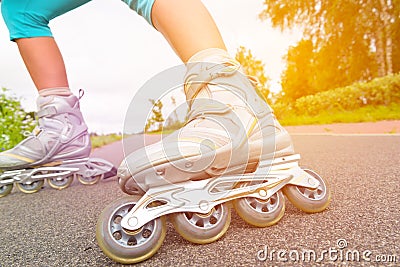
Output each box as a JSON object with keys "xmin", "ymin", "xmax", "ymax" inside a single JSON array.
[
  {"xmin": 151, "ymin": 0, "xmax": 226, "ymax": 62},
  {"xmin": 16, "ymin": 37, "xmax": 69, "ymax": 90}
]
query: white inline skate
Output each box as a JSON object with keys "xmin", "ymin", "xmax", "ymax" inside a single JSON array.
[
  {"xmin": 96, "ymin": 51, "xmax": 331, "ymax": 264},
  {"xmin": 0, "ymin": 92, "xmax": 116, "ymax": 197}
]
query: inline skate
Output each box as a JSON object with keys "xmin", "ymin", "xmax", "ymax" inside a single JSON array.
[
  {"xmin": 0, "ymin": 92, "xmax": 116, "ymax": 197},
  {"xmin": 96, "ymin": 50, "xmax": 331, "ymax": 264}
]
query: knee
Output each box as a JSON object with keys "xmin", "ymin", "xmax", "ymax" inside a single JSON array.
[
  {"xmin": 1, "ymin": 0, "xmax": 52, "ymax": 40},
  {"xmin": 123, "ymin": 0, "xmax": 156, "ymax": 26}
]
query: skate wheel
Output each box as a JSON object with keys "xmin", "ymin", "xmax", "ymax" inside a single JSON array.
[
  {"xmin": 282, "ymin": 168, "xmax": 331, "ymax": 213},
  {"xmin": 47, "ymin": 174, "xmax": 74, "ymax": 190},
  {"xmin": 15, "ymin": 180, "xmax": 44, "ymax": 194},
  {"xmin": 0, "ymin": 183, "xmax": 13, "ymax": 198},
  {"xmin": 233, "ymin": 185, "xmax": 285, "ymax": 227},
  {"xmin": 96, "ymin": 195, "xmax": 166, "ymax": 264},
  {"xmin": 170, "ymin": 203, "xmax": 231, "ymax": 244},
  {"xmin": 77, "ymin": 174, "xmax": 102, "ymax": 185}
]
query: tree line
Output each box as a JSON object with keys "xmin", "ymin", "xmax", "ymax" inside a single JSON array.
[
  {"xmin": 259, "ymin": 0, "xmax": 399, "ymax": 103},
  {"xmin": 145, "ymin": 0, "xmax": 400, "ymax": 131}
]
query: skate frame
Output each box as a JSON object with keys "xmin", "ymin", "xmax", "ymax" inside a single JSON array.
[
  {"xmin": 0, "ymin": 158, "xmax": 115, "ymax": 185},
  {"xmin": 120, "ymin": 154, "xmax": 321, "ymax": 231},
  {"xmin": 0, "ymin": 166, "xmax": 78, "ymax": 186}
]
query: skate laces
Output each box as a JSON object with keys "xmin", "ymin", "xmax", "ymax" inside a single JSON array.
[
  {"xmin": 23, "ymin": 130, "xmax": 33, "ymax": 137},
  {"xmin": 22, "ymin": 127, "xmax": 42, "ymax": 138}
]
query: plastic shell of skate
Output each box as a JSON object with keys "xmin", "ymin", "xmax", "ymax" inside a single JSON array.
[{"xmin": 96, "ymin": 154, "xmax": 331, "ymax": 264}]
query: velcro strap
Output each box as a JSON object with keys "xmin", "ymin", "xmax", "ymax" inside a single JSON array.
[
  {"xmin": 184, "ymin": 62, "xmax": 240, "ymax": 107},
  {"xmin": 187, "ymin": 102, "xmax": 231, "ymax": 121},
  {"xmin": 36, "ymin": 106, "xmax": 57, "ymax": 118}
]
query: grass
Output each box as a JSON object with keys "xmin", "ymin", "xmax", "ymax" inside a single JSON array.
[
  {"xmin": 90, "ymin": 134, "xmax": 122, "ymax": 149},
  {"xmin": 88, "ymin": 104, "xmax": 400, "ymax": 148},
  {"xmin": 278, "ymin": 103, "xmax": 400, "ymax": 126},
  {"xmin": 146, "ymin": 129, "xmax": 176, "ymax": 135}
]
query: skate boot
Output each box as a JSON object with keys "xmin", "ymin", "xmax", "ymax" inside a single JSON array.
[
  {"xmin": 0, "ymin": 90, "xmax": 116, "ymax": 197},
  {"xmin": 119, "ymin": 50, "xmax": 294, "ymax": 194},
  {"xmin": 96, "ymin": 49, "xmax": 331, "ymax": 264}
]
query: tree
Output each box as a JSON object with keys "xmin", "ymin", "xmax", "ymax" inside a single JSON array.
[
  {"xmin": 393, "ymin": 3, "xmax": 400, "ymax": 72},
  {"xmin": 144, "ymin": 99, "xmax": 164, "ymax": 133},
  {"xmin": 235, "ymin": 46, "xmax": 271, "ymax": 101},
  {"xmin": 280, "ymin": 39, "xmax": 315, "ymax": 102},
  {"xmin": 260, "ymin": 0, "xmax": 399, "ymax": 101}
]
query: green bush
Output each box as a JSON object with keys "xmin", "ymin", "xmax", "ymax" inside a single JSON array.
[
  {"xmin": 274, "ymin": 73, "xmax": 400, "ymax": 118},
  {"xmin": 0, "ymin": 88, "xmax": 36, "ymax": 151}
]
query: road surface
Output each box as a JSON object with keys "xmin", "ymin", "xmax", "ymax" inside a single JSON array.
[{"xmin": 0, "ymin": 134, "xmax": 399, "ymax": 266}]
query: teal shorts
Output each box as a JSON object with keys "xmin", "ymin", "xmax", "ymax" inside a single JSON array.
[
  {"xmin": 122, "ymin": 0, "xmax": 155, "ymax": 26},
  {"xmin": 1, "ymin": 0, "xmax": 156, "ymax": 40}
]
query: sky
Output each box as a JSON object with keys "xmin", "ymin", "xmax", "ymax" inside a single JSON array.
[{"xmin": 0, "ymin": 0, "xmax": 302, "ymax": 134}]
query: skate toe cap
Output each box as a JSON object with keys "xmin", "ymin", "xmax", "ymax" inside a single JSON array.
[{"xmin": 0, "ymin": 152, "xmax": 34, "ymax": 169}]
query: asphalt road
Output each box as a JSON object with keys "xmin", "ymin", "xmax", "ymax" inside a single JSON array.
[{"xmin": 0, "ymin": 134, "xmax": 399, "ymax": 267}]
